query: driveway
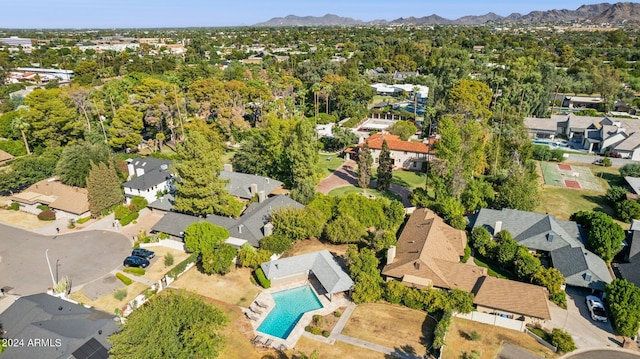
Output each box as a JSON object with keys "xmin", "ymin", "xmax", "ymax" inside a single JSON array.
[
  {"xmin": 544, "ymin": 287, "xmax": 622, "ymax": 350},
  {"xmin": 0, "ymin": 223, "xmax": 131, "ymax": 295}
]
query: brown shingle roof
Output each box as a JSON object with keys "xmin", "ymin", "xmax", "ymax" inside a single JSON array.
[
  {"xmin": 473, "ymin": 276, "xmax": 551, "ymax": 320},
  {"xmin": 10, "ymin": 178, "xmax": 89, "ymax": 215},
  {"xmin": 360, "ymin": 133, "xmax": 431, "ymax": 154},
  {"xmin": 0, "ymin": 149, "xmax": 14, "ymax": 163},
  {"xmin": 382, "ymin": 208, "xmax": 484, "ymax": 291}
]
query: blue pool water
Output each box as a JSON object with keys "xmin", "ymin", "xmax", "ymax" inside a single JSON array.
[{"xmin": 257, "ymin": 286, "xmax": 323, "ymax": 339}]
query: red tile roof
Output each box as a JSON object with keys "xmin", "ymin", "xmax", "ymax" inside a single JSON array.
[{"xmin": 359, "ymin": 134, "xmax": 431, "ymax": 154}]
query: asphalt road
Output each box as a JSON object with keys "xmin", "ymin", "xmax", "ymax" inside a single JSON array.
[
  {"xmin": 0, "ymin": 223, "xmax": 131, "ymax": 295},
  {"xmin": 565, "ymin": 350, "xmax": 640, "ymax": 359}
]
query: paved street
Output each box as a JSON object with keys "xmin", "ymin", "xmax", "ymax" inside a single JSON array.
[
  {"xmin": 563, "ymin": 349, "xmax": 640, "ymax": 359},
  {"xmin": 0, "ymin": 223, "xmax": 131, "ymax": 295}
]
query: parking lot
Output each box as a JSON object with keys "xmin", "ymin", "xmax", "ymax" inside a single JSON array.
[{"xmin": 0, "ymin": 223, "xmax": 131, "ymax": 295}]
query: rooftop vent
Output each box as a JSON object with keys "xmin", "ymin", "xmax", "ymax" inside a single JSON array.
[
  {"xmin": 584, "ymin": 272, "xmax": 592, "ymax": 281},
  {"xmin": 547, "ymin": 233, "xmax": 554, "ymax": 242}
]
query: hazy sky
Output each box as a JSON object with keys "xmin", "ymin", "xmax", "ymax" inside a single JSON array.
[{"xmin": 2, "ymin": 1, "xmax": 613, "ymax": 28}]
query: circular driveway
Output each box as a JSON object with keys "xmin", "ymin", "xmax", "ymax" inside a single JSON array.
[{"xmin": 0, "ymin": 223, "xmax": 131, "ymax": 295}]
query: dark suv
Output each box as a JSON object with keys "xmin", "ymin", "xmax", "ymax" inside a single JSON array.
[
  {"xmin": 124, "ymin": 256, "xmax": 149, "ymax": 268},
  {"xmin": 132, "ymin": 248, "xmax": 155, "ymax": 260}
]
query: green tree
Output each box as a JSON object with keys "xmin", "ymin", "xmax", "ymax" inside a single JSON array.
[
  {"xmin": 86, "ymin": 160, "xmax": 123, "ymax": 217},
  {"xmin": 532, "ymin": 267, "xmax": 565, "ymax": 295},
  {"xmin": 620, "ymin": 163, "xmax": 640, "ymax": 177},
  {"xmin": 109, "ymin": 291, "xmax": 228, "ymax": 358},
  {"xmin": 108, "ymin": 105, "xmax": 144, "ymax": 151},
  {"xmin": 74, "ymin": 61, "xmax": 100, "ymax": 86},
  {"xmin": 324, "ymin": 215, "xmax": 366, "ymax": 244},
  {"xmin": 22, "ymin": 88, "xmax": 84, "ymax": 148},
  {"xmin": 259, "ymin": 234, "xmax": 292, "ymax": 254},
  {"xmin": 495, "ymin": 169, "xmax": 540, "ymax": 211},
  {"xmin": 345, "ymin": 245, "xmax": 384, "ymax": 304},
  {"xmin": 514, "ymin": 246, "xmax": 541, "ymax": 280},
  {"xmin": 11, "ymin": 115, "xmax": 31, "ymax": 155},
  {"xmin": 551, "ymin": 328, "xmax": 576, "ymax": 353},
  {"xmin": 376, "ymin": 139, "xmax": 393, "ymax": 191},
  {"xmin": 174, "ymin": 131, "xmax": 243, "ymax": 217},
  {"xmin": 588, "ymin": 216, "xmax": 625, "ymax": 263},
  {"xmin": 606, "ymin": 186, "xmax": 628, "ymax": 205},
  {"xmin": 460, "ymin": 178, "xmax": 494, "ymax": 212},
  {"xmin": 201, "ymin": 244, "xmax": 237, "ymax": 275},
  {"xmin": 183, "ymin": 222, "xmax": 230, "ymax": 255},
  {"xmin": 606, "ymin": 279, "xmax": 640, "ymax": 337},
  {"xmin": 470, "ymin": 226, "xmax": 493, "ymax": 257},
  {"xmin": 271, "ymin": 207, "xmax": 324, "ymax": 242},
  {"xmin": 388, "ymin": 120, "xmax": 417, "ymax": 141},
  {"xmin": 55, "ymin": 141, "xmax": 110, "ymax": 187},
  {"xmin": 446, "ymin": 79, "xmax": 492, "ymax": 123},
  {"xmin": 357, "ymin": 142, "xmax": 373, "ymax": 190},
  {"xmin": 286, "ymin": 119, "xmax": 320, "ymax": 204},
  {"xmin": 431, "ymin": 197, "xmax": 466, "ymax": 230},
  {"xmin": 617, "ymin": 200, "xmax": 640, "ymax": 223},
  {"xmin": 237, "ymin": 244, "xmax": 272, "ymax": 269}
]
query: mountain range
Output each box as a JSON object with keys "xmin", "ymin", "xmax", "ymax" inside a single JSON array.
[{"xmin": 254, "ymin": 2, "xmax": 640, "ymax": 26}]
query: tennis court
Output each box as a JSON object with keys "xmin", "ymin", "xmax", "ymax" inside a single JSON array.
[{"xmin": 540, "ymin": 162, "xmax": 602, "ymax": 191}]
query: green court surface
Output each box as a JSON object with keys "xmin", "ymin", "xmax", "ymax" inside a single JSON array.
[{"xmin": 539, "ymin": 162, "xmax": 602, "ymax": 191}]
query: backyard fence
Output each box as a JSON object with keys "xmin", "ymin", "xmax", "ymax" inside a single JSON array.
[
  {"xmin": 525, "ymin": 329, "xmax": 558, "ymax": 352},
  {"xmin": 454, "ymin": 311, "xmax": 526, "ymax": 332}
]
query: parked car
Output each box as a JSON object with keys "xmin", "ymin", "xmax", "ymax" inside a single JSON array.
[
  {"xmin": 132, "ymin": 248, "xmax": 155, "ymax": 260},
  {"xmin": 586, "ymin": 295, "xmax": 607, "ymax": 322},
  {"xmin": 124, "ymin": 256, "xmax": 149, "ymax": 268}
]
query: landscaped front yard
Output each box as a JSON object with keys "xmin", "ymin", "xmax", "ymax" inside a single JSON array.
[
  {"xmin": 342, "ymin": 302, "xmax": 434, "ymax": 356},
  {"xmin": 328, "ymin": 186, "xmax": 402, "ymax": 202},
  {"xmin": 443, "ymin": 317, "xmax": 559, "ymax": 359},
  {"xmin": 319, "ymin": 153, "xmax": 346, "ymax": 177}
]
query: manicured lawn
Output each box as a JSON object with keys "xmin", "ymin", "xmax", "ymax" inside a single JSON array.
[
  {"xmin": 319, "ymin": 153, "xmax": 346, "ymax": 177},
  {"xmin": 473, "ymin": 256, "xmax": 513, "ymax": 280},
  {"xmin": 370, "ymin": 95, "xmax": 399, "ymax": 106},
  {"xmin": 328, "ymin": 186, "xmax": 402, "ymax": 202},
  {"xmin": 443, "ymin": 317, "xmax": 559, "ymax": 359},
  {"xmin": 342, "ymin": 303, "xmax": 435, "ymax": 356},
  {"xmin": 392, "ymin": 170, "xmax": 426, "ymax": 190}
]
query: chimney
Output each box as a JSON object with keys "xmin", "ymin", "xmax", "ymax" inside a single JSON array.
[
  {"xmin": 494, "ymin": 221, "xmax": 503, "ymax": 236},
  {"xmin": 250, "ymin": 183, "xmax": 258, "ymax": 196},
  {"xmin": 135, "ymin": 168, "xmax": 145, "ymax": 177},
  {"xmin": 386, "ymin": 246, "xmax": 396, "ymax": 265},
  {"xmin": 238, "ymin": 224, "xmax": 244, "ymax": 234},
  {"xmin": 223, "ymin": 164, "xmax": 233, "ymax": 172},
  {"xmin": 413, "ymin": 261, "xmax": 420, "ymax": 270},
  {"xmin": 127, "ymin": 161, "xmax": 135, "ymax": 179},
  {"xmin": 263, "ymin": 222, "xmax": 273, "ymax": 237},
  {"xmin": 258, "ymin": 190, "xmax": 266, "ymax": 203}
]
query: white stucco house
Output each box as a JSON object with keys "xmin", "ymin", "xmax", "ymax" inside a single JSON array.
[{"xmin": 122, "ymin": 158, "xmax": 174, "ymax": 204}]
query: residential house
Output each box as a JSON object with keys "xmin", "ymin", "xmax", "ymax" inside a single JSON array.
[
  {"xmin": 382, "ymin": 208, "xmax": 487, "ymax": 291},
  {"xmin": 219, "ymin": 166, "xmax": 284, "ymax": 201},
  {"xmin": 524, "ymin": 114, "xmax": 640, "ymax": 159},
  {"xmin": 470, "ymin": 208, "xmax": 613, "ymax": 291},
  {"xmin": 0, "ymin": 149, "xmax": 14, "ymax": 164},
  {"xmin": 151, "ymin": 195, "xmax": 303, "ymax": 248},
  {"xmin": 382, "ymin": 208, "xmax": 551, "ymax": 324},
  {"xmin": 349, "ymin": 133, "xmax": 432, "ymax": 171},
  {"xmin": 0, "ymin": 293, "xmax": 119, "ymax": 359},
  {"xmin": 370, "ymin": 83, "xmax": 429, "ymax": 104},
  {"xmin": 472, "ymin": 276, "xmax": 551, "ymax": 324},
  {"xmin": 261, "ymin": 250, "xmax": 354, "ymax": 300},
  {"xmin": 9, "ymin": 178, "xmax": 90, "ymax": 219},
  {"xmin": 613, "ymin": 220, "xmax": 640, "ymax": 287},
  {"xmin": 122, "ymin": 158, "xmax": 173, "ymax": 204}
]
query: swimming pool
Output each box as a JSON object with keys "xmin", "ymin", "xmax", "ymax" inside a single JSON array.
[{"xmin": 257, "ymin": 286, "xmax": 323, "ymax": 339}]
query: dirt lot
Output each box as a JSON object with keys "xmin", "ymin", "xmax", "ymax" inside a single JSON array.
[
  {"xmin": 70, "ymin": 282, "xmax": 149, "ymax": 314},
  {"xmin": 141, "ymin": 246, "xmax": 190, "ymax": 282},
  {"xmin": 284, "ymin": 237, "xmax": 350, "ymax": 258},
  {"xmin": 171, "ymin": 266, "xmax": 261, "ymax": 307},
  {"xmin": 443, "ymin": 317, "xmax": 559, "ymax": 359},
  {"xmin": 0, "ymin": 207, "xmax": 48, "ymax": 229},
  {"xmin": 342, "ymin": 302, "xmax": 434, "ymax": 356}
]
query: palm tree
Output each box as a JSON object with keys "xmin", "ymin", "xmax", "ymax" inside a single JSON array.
[{"xmin": 11, "ymin": 116, "xmax": 31, "ymax": 155}]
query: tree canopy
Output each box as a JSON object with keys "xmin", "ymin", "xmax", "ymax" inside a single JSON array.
[{"xmin": 109, "ymin": 291, "xmax": 228, "ymax": 359}]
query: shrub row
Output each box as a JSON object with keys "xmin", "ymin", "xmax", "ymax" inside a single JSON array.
[
  {"xmin": 116, "ymin": 272, "xmax": 132, "ymax": 285},
  {"xmin": 77, "ymin": 216, "xmax": 91, "ymax": 224},
  {"xmin": 123, "ymin": 267, "xmax": 146, "ymax": 276},
  {"xmin": 254, "ymin": 267, "xmax": 271, "ymax": 289},
  {"xmin": 433, "ymin": 309, "xmax": 452, "ymax": 350},
  {"xmin": 9, "ymin": 202, "xmax": 19, "ymax": 210},
  {"xmin": 119, "ymin": 212, "xmax": 139, "ymax": 226},
  {"xmin": 166, "ymin": 253, "xmax": 199, "ymax": 280}
]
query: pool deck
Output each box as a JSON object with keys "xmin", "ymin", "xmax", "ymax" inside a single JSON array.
[{"xmin": 244, "ymin": 278, "xmax": 352, "ymax": 350}]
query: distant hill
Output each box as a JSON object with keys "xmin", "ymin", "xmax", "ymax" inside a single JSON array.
[{"xmin": 254, "ymin": 2, "xmax": 640, "ymax": 26}]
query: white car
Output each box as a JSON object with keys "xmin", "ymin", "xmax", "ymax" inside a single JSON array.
[{"xmin": 586, "ymin": 295, "xmax": 607, "ymax": 322}]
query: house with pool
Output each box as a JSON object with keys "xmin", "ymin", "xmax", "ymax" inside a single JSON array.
[{"xmin": 246, "ymin": 250, "xmax": 354, "ymax": 349}]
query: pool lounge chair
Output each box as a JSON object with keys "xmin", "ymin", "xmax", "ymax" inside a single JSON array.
[
  {"xmin": 245, "ymin": 312, "xmax": 259, "ymax": 321},
  {"xmin": 263, "ymin": 338, "xmax": 273, "ymax": 347},
  {"xmin": 255, "ymin": 300, "xmax": 268, "ymax": 309},
  {"xmin": 251, "ymin": 335, "xmax": 263, "ymax": 344},
  {"xmin": 249, "ymin": 305, "xmax": 263, "ymax": 314},
  {"xmin": 278, "ymin": 344, "xmax": 287, "ymax": 351}
]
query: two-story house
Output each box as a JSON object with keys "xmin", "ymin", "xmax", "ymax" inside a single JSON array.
[
  {"xmin": 350, "ymin": 134, "xmax": 433, "ymax": 171},
  {"xmin": 122, "ymin": 158, "xmax": 174, "ymax": 204}
]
